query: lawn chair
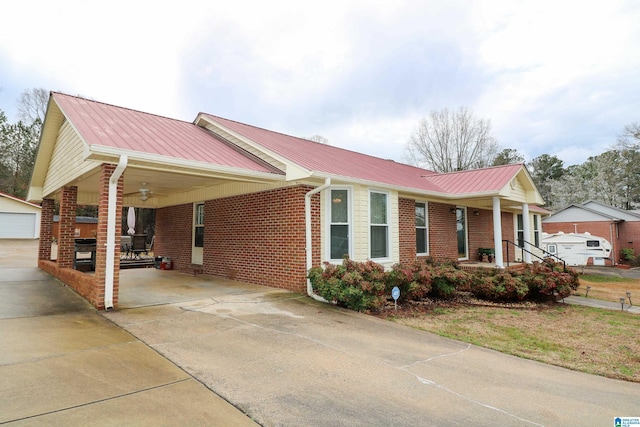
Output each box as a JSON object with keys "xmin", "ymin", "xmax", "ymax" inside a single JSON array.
[{"xmin": 131, "ymin": 234, "xmax": 148, "ymax": 258}]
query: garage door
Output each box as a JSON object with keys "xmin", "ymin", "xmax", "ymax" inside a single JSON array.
[{"xmin": 0, "ymin": 212, "xmax": 37, "ymax": 238}]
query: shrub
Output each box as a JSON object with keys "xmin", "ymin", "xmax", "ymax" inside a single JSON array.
[
  {"xmin": 429, "ymin": 265, "xmax": 471, "ymax": 299},
  {"xmin": 308, "ymin": 258, "xmax": 387, "ymax": 312},
  {"xmin": 386, "ymin": 260, "xmax": 432, "ymax": 302},
  {"xmin": 470, "ymin": 271, "xmax": 528, "ymax": 301},
  {"xmin": 520, "ymin": 260, "xmax": 579, "ymax": 301}
]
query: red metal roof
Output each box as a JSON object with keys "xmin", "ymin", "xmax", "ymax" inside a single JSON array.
[
  {"xmin": 50, "ymin": 93, "xmax": 526, "ymax": 196},
  {"xmin": 201, "ymin": 114, "xmax": 451, "ymax": 192},
  {"xmin": 52, "ymin": 93, "xmax": 281, "ymax": 175},
  {"xmin": 423, "ymin": 164, "xmax": 525, "ymax": 194},
  {"xmin": 202, "ymin": 114, "xmax": 524, "ymax": 195}
]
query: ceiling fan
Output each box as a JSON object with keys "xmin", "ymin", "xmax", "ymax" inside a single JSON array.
[{"xmin": 125, "ymin": 183, "xmax": 157, "ymax": 201}]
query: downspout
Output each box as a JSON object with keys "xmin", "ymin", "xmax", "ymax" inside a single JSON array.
[
  {"xmin": 105, "ymin": 155, "xmax": 128, "ymax": 309},
  {"xmin": 305, "ymin": 178, "xmax": 331, "ymax": 302}
]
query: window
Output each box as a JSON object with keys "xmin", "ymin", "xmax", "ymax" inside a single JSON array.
[
  {"xmin": 516, "ymin": 214, "xmax": 524, "ymax": 247},
  {"xmin": 194, "ymin": 203, "xmax": 204, "ymax": 248},
  {"xmin": 415, "ymin": 202, "xmax": 428, "ymax": 255},
  {"xmin": 370, "ymin": 191, "xmax": 389, "ymax": 259},
  {"xmin": 330, "ymin": 189, "xmax": 350, "ymax": 260},
  {"xmin": 533, "ymin": 215, "xmax": 540, "ymax": 247}
]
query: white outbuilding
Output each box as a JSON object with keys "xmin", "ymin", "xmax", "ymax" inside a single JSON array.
[{"xmin": 0, "ymin": 191, "xmax": 41, "ymax": 239}]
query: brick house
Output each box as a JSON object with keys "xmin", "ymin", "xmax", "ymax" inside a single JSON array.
[
  {"xmin": 542, "ymin": 200, "xmax": 640, "ymax": 265},
  {"xmin": 28, "ymin": 92, "xmax": 545, "ymax": 309}
]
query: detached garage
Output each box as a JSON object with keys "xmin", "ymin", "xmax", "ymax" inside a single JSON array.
[{"xmin": 0, "ymin": 192, "xmax": 41, "ymax": 239}]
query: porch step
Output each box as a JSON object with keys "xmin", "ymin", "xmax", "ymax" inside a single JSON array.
[{"xmin": 120, "ymin": 258, "xmax": 155, "ymax": 269}]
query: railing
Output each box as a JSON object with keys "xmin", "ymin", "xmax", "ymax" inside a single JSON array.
[{"xmin": 502, "ymin": 239, "xmax": 567, "ymax": 272}]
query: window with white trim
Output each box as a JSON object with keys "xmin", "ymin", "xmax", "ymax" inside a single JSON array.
[
  {"xmin": 415, "ymin": 201, "xmax": 428, "ymax": 255},
  {"xmin": 370, "ymin": 191, "xmax": 389, "ymax": 259},
  {"xmin": 516, "ymin": 214, "xmax": 524, "ymax": 248},
  {"xmin": 329, "ymin": 189, "xmax": 350, "ymax": 260},
  {"xmin": 194, "ymin": 203, "xmax": 204, "ymax": 248},
  {"xmin": 533, "ymin": 214, "xmax": 541, "ymax": 247}
]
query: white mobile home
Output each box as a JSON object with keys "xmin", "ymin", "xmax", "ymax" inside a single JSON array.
[{"xmin": 541, "ymin": 232, "xmax": 612, "ymax": 266}]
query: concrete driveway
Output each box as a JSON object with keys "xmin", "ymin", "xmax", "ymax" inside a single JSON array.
[
  {"xmin": 2, "ymin": 240, "xmax": 639, "ymax": 425},
  {"xmin": 0, "ymin": 240, "xmax": 255, "ymax": 426}
]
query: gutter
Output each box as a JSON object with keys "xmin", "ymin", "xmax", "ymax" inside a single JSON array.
[
  {"xmin": 305, "ymin": 178, "xmax": 331, "ymax": 302},
  {"xmin": 105, "ymin": 155, "xmax": 128, "ymax": 309}
]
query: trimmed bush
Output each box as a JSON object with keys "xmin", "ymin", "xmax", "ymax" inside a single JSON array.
[
  {"xmin": 308, "ymin": 258, "xmax": 387, "ymax": 312},
  {"xmin": 386, "ymin": 260, "xmax": 432, "ymax": 303},
  {"xmin": 309, "ymin": 257, "xmax": 579, "ymax": 311}
]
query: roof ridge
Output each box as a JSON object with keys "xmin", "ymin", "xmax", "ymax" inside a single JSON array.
[{"xmin": 52, "ymin": 92, "xmax": 193, "ymax": 125}]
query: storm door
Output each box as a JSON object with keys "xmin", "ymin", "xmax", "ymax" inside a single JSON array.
[
  {"xmin": 456, "ymin": 207, "xmax": 468, "ymax": 260},
  {"xmin": 192, "ymin": 203, "xmax": 204, "ymax": 265}
]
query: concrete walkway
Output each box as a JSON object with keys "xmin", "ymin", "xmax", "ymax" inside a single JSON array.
[{"xmin": 2, "ymin": 240, "xmax": 640, "ymax": 425}]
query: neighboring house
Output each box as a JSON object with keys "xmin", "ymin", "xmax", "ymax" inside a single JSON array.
[
  {"xmin": 28, "ymin": 92, "xmax": 545, "ymax": 309},
  {"xmin": 52, "ymin": 215, "xmax": 98, "ymax": 238},
  {"xmin": 542, "ymin": 200, "xmax": 640, "ymax": 265},
  {"xmin": 0, "ymin": 191, "xmax": 41, "ymax": 239}
]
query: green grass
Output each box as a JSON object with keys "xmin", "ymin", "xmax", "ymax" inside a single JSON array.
[{"xmin": 387, "ymin": 303, "xmax": 640, "ymax": 382}]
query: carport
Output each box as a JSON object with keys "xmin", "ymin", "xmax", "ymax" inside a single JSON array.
[
  {"xmin": 116, "ymin": 268, "xmax": 270, "ymax": 309},
  {"xmin": 28, "ymin": 92, "xmax": 284, "ymax": 310}
]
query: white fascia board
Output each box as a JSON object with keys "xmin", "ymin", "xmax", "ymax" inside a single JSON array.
[{"xmin": 86, "ymin": 145, "xmax": 286, "ymax": 182}]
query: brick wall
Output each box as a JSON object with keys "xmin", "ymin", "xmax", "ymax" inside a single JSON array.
[
  {"xmin": 467, "ymin": 209, "xmax": 494, "ymax": 260},
  {"xmin": 500, "ymin": 212, "xmax": 516, "ymax": 262},
  {"xmin": 94, "ymin": 164, "xmax": 123, "ymax": 308},
  {"xmin": 428, "ymin": 202, "xmax": 458, "ymax": 261},
  {"xmin": 38, "ymin": 198, "xmax": 54, "ymax": 261},
  {"xmin": 154, "ymin": 203, "xmax": 194, "ymax": 270},
  {"xmin": 58, "ymin": 186, "xmax": 77, "ymax": 268},
  {"xmin": 205, "ymin": 185, "xmax": 313, "ymax": 293},
  {"xmin": 155, "ymin": 185, "xmax": 315, "ymax": 293},
  {"xmin": 398, "ymin": 198, "xmax": 416, "ymax": 263}
]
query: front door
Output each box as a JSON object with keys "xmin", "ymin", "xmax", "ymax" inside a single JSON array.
[
  {"xmin": 456, "ymin": 207, "xmax": 468, "ymax": 260},
  {"xmin": 192, "ymin": 203, "xmax": 204, "ymax": 265}
]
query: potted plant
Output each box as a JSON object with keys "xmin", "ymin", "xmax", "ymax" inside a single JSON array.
[{"xmin": 478, "ymin": 248, "xmax": 495, "ymax": 263}]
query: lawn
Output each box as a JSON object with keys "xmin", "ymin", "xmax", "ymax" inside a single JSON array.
[{"xmin": 378, "ymin": 274, "xmax": 640, "ymax": 383}]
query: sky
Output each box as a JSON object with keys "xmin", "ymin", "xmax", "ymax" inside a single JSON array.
[{"xmin": 1, "ymin": 0, "xmax": 639, "ymax": 167}]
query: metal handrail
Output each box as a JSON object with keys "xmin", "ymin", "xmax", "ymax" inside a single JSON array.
[{"xmin": 502, "ymin": 239, "xmax": 567, "ymax": 272}]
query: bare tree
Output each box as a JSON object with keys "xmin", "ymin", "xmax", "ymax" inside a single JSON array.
[
  {"xmin": 404, "ymin": 107, "xmax": 499, "ymax": 172},
  {"xmin": 16, "ymin": 87, "xmax": 48, "ymax": 123}
]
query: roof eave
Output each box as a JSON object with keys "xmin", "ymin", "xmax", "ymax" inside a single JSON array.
[{"xmin": 86, "ymin": 145, "xmax": 286, "ymax": 183}]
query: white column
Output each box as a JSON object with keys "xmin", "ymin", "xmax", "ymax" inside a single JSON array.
[
  {"xmin": 492, "ymin": 196, "xmax": 504, "ymax": 268},
  {"xmin": 522, "ymin": 203, "xmax": 532, "ymax": 264}
]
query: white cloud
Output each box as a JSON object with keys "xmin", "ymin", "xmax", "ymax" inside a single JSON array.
[{"xmin": 0, "ymin": 0, "xmax": 638, "ymax": 167}]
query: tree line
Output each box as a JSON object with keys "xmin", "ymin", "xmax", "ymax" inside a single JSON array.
[
  {"xmin": 0, "ymin": 88, "xmax": 46, "ymax": 199},
  {"xmin": 405, "ymin": 107, "xmax": 640, "ymax": 211},
  {"xmin": 2, "ymin": 89, "xmax": 638, "ymax": 212}
]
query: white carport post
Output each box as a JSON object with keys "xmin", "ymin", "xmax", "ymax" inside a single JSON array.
[
  {"xmin": 105, "ymin": 155, "xmax": 127, "ymax": 309},
  {"xmin": 522, "ymin": 203, "xmax": 532, "ymax": 264},
  {"xmin": 492, "ymin": 196, "xmax": 504, "ymax": 268}
]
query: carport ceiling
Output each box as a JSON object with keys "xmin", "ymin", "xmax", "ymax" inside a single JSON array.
[{"xmin": 66, "ymin": 167, "xmax": 229, "ymax": 202}]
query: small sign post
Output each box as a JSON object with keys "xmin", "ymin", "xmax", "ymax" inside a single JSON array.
[{"xmin": 392, "ymin": 286, "xmax": 400, "ymax": 311}]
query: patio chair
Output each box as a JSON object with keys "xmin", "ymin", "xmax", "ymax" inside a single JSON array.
[{"xmin": 131, "ymin": 234, "xmax": 148, "ymax": 258}]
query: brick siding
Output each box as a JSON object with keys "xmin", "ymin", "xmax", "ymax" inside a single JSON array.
[
  {"xmin": 427, "ymin": 202, "xmax": 458, "ymax": 261},
  {"xmin": 38, "ymin": 198, "xmax": 54, "ymax": 261},
  {"xmin": 155, "ymin": 185, "xmax": 318, "ymax": 293},
  {"xmin": 57, "ymin": 186, "xmax": 77, "ymax": 269}
]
